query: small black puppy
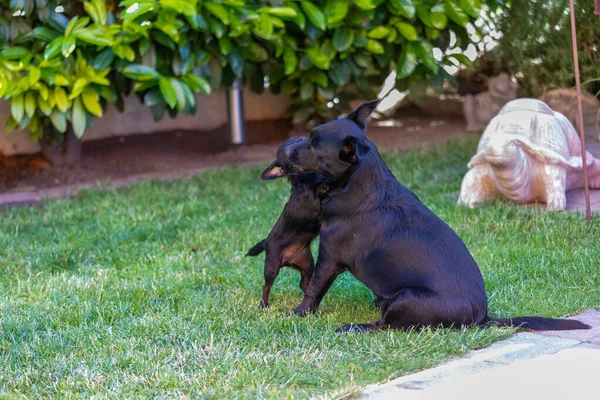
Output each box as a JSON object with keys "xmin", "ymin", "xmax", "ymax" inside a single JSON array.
[
  {"xmin": 246, "ymin": 136, "xmax": 326, "ymax": 308},
  {"xmin": 285, "ymin": 100, "xmax": 590, "ymax": 333}
]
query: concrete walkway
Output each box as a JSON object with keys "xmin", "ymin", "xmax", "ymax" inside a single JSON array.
[{"xmin": 360, "ymin": 310, "xmax": 600, "ymax": 400}]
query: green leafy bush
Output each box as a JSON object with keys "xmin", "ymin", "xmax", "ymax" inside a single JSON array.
[
  {"xmin": 488, "ymin": 0, "xmax": 600, "ymax": 97},
  {"xmin": 1, "ymin": 0, "xmax": 494, "ymax": 162}
]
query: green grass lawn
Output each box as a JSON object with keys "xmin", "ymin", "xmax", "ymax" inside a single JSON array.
[{"xmin": 1, "ymin": 138, "xmax": 599, "ymax": 399}]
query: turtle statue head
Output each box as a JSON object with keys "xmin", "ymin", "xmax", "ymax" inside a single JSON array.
[{"xmin": 483, "ymin": 136, "xmax": 522, "ymax": 169}]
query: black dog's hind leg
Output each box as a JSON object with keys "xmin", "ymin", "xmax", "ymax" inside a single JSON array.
[
  {"xmin": 337, "ymin": 288, "xmax": 452, "ymax": 333},
  {"xmin": 260, "ymin": 253, "xmax": 282, "ymax": 308},
  {"xmin": 293, "ymin": 255, "xmax": 343, "ymax": 316}
]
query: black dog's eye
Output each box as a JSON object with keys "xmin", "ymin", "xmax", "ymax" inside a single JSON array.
[{"xmin": 310, "ymin": 137, "xmax": 320, "ymax": 147}]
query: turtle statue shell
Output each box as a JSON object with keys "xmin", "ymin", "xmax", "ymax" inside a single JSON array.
[{"xmin": 458, "ymin": 98, "xmax": 600, "ymax": 210}]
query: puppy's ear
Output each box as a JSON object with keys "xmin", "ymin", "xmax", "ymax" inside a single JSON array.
[
  {"xmin": 261, "ymin": 162, "xmax": 286, "ymax": 180},
  {"xmin": 346, "ymin": 99, "xmax": 380, "ymax": 130},
  {"xmin": 339, "ymin": 136, "xmax": 370, "ymax": 164}
]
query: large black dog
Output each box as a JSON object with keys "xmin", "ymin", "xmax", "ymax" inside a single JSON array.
[
  {"xmin": 285, "ymin": 100, "xmax": 590, "ymax": 333},
  {"xmin": 246, "ymin": 137, "xmax": 327, "ymax": 307}
]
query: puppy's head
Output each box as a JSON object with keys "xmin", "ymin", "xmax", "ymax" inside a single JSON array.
[
  {"xmin": 286, "ymin": 100, "xmax": 378, "ymax": 177},
  {"xmin": 260, "ymin": 136, "xmax": 308, "ymax": 180}
]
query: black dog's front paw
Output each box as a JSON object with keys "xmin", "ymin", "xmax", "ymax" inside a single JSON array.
[
  {"xmin": 293, "ymin": 304, "xmax": 313, "ymax": 316},
  {"xmin": 258, "ymin": 300, "xmax": 269, "ymax": 308},
  {"xmin": 336, "ymin": 323, "xmax": 377, "ymax": 334}
]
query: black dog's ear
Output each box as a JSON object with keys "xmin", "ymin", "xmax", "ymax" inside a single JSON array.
[
  {"xmin": 345, "ymin": 99, "xmax": 380, "ymax": 130},
  {"xmin": 261, "ymin": 162, "xmax": 286, "ymax": 180},
  {"xmin": 339, "ymin": 136, "xmax": 370, "ymax": 164}
]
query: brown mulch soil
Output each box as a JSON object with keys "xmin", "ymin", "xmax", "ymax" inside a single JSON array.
[{"xmin": 0, "ymin": 107, "xmax": 473, "ymax": 194}]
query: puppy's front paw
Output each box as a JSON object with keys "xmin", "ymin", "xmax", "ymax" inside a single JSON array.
[{"xmin": 258, "ymin": 300, "xmax": 269, "ymax": 308}]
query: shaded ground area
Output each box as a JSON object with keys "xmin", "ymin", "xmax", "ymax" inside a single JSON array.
[{"xmin": 0, "ymin": 108, "xmax": 471, "ymax": 194}]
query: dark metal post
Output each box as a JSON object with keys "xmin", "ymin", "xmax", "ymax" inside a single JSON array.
[
  {"xmin": 228, "ymin": 78, "xmax": 245, "ymax": 145},
  {"xmin": 569, "ymin": 0, "xmax": 592, "ymax": 223}
]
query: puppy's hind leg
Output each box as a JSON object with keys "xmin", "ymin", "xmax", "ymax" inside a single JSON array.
[
  {"xmin": 260, "ymin": 253, "xmax": 282, "ymax": 308},
  {"xmin": 292, "ymin": 247, "xmax": 315, "ymax": 294}
]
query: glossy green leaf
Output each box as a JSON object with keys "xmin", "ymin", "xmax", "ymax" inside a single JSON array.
[
  {"xmin": 33, "ymin": 27, "xmax": 60, "ymax": 42},
  {"xmin": 69, "ymin": 78, "xmax": 88, "ymax": 100},
  {"xmin": 333, "ymin": 28, "xmax": 354, "ymax": 52},
  {"xmin": 170, "ymin": 79, "xmax": 187, "ymax": 111},
  {"xmin": 83, "ymin": 2, "xmax": 101, "ymax": 25},
  {"xmin": 11, "ymin": 94, "xmax": 24, "ymax": 122},
  {"xmin": 416, "ymin": 5, "xmax": 433, "ymax": 27},
  {"xmin": 262, "ymin": 7, "xmax": 297, "ymax": 18},
  {"xmin": 306, "ymin": 47, "xmax": 330, "ymax": 70},
  {"xmin": 159, "ymin": 77, "xmax": 177, "ymax": 108},
  {"xmin": 50, "ymin": 110, "xmax": 67, "ymax": 133},
  {"xmin": 82, "ymin": 87, "xmax": 103, "ymax": 117},
  {"xmin": 425, "ymin": 27, "xmax": 440, "ymax": 39},
  {"xmin": 301, "ymin": 1, "xmax": 326, "ymax": 31},
  {"xmin": 430, "ymin": 5, "xmax": 448, "ymax": 30},
  {"xmin": 396, "ymin": 43, "xmax": 417, "ymax": 79},
  {"xmin": 4, "ymin": 116, "xmax": 18, "ymax": 133},
  {"xmin": 38, "ymin": 97, "xmax": 53, "ymax": 116},
  {"xmin": 182, "ymin": 74, "xmax": 211, "ymax": 94},
  {"xmin": 309, "ymin": 71, "xmax": 328, "ymax": 87},
  {"xmin": 112, "ymin": 44, "xmax": 136, "ymax": 61},
  {"xmin": 28, "ymin": 67, "xmax": 41, "ymax": 85},
  {"xmin": 324, "ymin": 0, "xmax": 349, "ymax": 25},
  {"xmin": 205, "ymin": 3, "xmax": 229, "ymax": 24},
  {"xmin": 328, "ymin": 61, "xmax": 350, "ymax": 85},
  {"xmin": 415, "ymin": 40, "xmax": 438, "ymax": 73},
  {"xmin": 390, "ymin": 0, "xmax": 415, "ymax": 19},
  {"xmin": 396, "ymin": 23, "xmax": 418, "ymax": 41},
  {"xmin": 161, "ymin": 0, "xmax": 197, "ymax": 17},
  {"xmin": 91, "ymin": 0, "xmax": 107, "ymax": 24},
  {"xmin": 353, "ymin": 0, "xmax": 376, "ymax": 11},
  {"xmin": 75, "ymin": 30, "xmax": 113, "ymax": 46},
  {"xmin": 93, "ymin": 48, "xmax": 115, "ymax": 70},
  {"xmin": 48, "ymin": 12, "xmax": 69, "ymax": 32},
  {"xmin": 143, "ymin": 88, "xmax": 163, "ymax": 107},
  {"xmin": 445, "ymin": 0, "xmax": 469, "ymax": 26},
  {"xmin": 300, "ymin": 80, "xmax": 314, "ymax": 100},
  {"xmin": 387, "ymin": 27, "xmax": 398, "ymax": 43},
  {"xmin": 54, "ymin": 87, "xmax": 69, "ymax": 113},
  {"xmin": 44, "ymin": 37, "xmax": 64, "ymax": 59},
  {"xmin": 61, "ymin": 36, "xmax": 76, "ymax": 57},
  {"xmin": 2, "ymin": 46, "xmax": 30, "ymax": 60},
  {"xmin": 72, "ymin": 98, "xmax": 87, "ymax": 138},
  {"xmin": 365, "ymin": 39, "xmax": 384, "ymax": 54},
  {"xmin": 54, "ymin": 74, "xmax": 70, "ymax": 86},
  {"xmin": 283, "ymin": 50, "xmax": 298, "ymax": 75},
  {"xmin": 367, "ymin": 27, "xmax": 389, "ymax": 40},
  {"xmin": 121, "ymin": 2, "xmax": 156, "ymax": 21},
  {"xmin": 122, "ymin": 64, "xmax": 161, "ymax": 81},
  {"xmin": 353, "ymin": 30, "xmax": 368, "ymax": 48},
  {"xmin": 25, "ymin": 92, "xmax": 36, "ymax": 118},
  {"xmin": 459, "ymin": 0, "xmax": 481, "ymax": 18},
  {"xmin": 446, "ymin": 53, "xmax": 472, "ymax": 66},
  {"xmin": 253, "ymin": 15, "xmax": 274, "ymax": 39}
]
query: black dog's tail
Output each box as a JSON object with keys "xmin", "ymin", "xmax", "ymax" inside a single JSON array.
[
  {"xmin": 481, "ymin": 315, "xmax": 590, "ymax": 331},
  {"xmin": 246, "ymin": 239, "xmax": 267, "ymax": 257}
]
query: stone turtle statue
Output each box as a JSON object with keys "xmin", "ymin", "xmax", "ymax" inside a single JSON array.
[{"xmin": 458, "ymin": 98, "xmax": 600, "ymax": 210}]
